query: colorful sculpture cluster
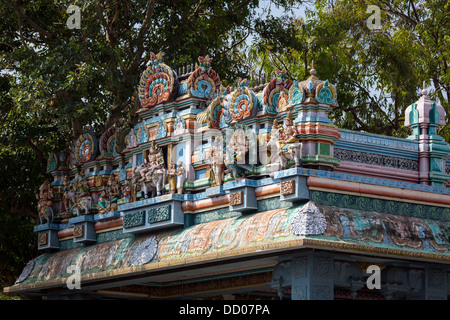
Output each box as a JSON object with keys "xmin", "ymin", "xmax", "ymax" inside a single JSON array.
[{"xmin": 37, "ymin": 54, "xmax": 342, "ymax": 225}]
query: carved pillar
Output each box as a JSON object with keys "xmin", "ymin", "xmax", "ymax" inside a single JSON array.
[
  {"xmin": 424, "ymin": 265, "xmax": 448, "ymax": 300},
  {"xmin": 418, "ymin": 123, "xmax": 430, "ymax": 185},
  {"xmin": 291, "ymin": 252, "xmax": 334, "ymax": 300}
]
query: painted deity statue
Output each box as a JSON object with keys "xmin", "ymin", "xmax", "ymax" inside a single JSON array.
[
  {"xmin": 167, "ymin": 162, "xmax": 177, "ymax": 194},
  {"xmin": 176, "ymin": 161, "xmax": 186, "ymax": 194},
  {"xmin": 139, "ymin": 141, "xmax": 164, "ymax": 182},
  {"xmin": 137, "ymin": 141, "xmax": 167, "ymax": 197},
  {"xmin": 268, "ymin": 111, "xmax": 302, "ymax": 171},
  {"xmin": 73, "ymin": 169, "xmax": 90, "ymax": 197},
  {"xmin": 98, "ymin": 173, "xmax": 120, "ymax": 213},
  {"xmin": 225, "ymin": 129, "xmax": 250, "ymax": 180},
  {"xmin": 69, "ymin": 169, "xmax": 92, "ymax": 216},
  {"xmin": 228, "ymin": 129, "xmax": 249, "ymax": 163},
  {"xmin": 281, "ymin": 110, "xmax": 298, "ymax": 144},
  {"xmin": 37, "ymin": 180, "xmax": 54, "ymax": 224},
  {"xmin": 61, "ymin": 175, "xmax": 71, "ymax": 213},
  {"xmin": 209, "ymin": 136, "xmax": 224, "ymax": 186},
  {"xmin": 121, "ymin": 179, "xmax": 132, "ymax": 203}
]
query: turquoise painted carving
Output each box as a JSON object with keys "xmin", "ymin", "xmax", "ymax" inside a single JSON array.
[
  {"xmin": 306, "ymin": 79, "xmax": 315, "ymax": 93},
  {"xmin": 148, "ymin": 205, "xmax": 171, "ymax": 224},
  {"xmin": 123, "ymin": 210, "xmax": 146, "ymax": 229},
  {"xmin": 311, "ymin": 190, "xmax": 450, "ymax": 222},
  {"xmin": 316, "ymin": 80, "xmax": 336, "ymax": 105},
  {"xmin": 429, "ymin": 103, "xmax": 440, "ymax": 126},
  {"xmin": 289, "ymin": 80, "xmax": 305, "ymax": 105},
  {"xmin": 190, "ymin": 79, "xmax": 214, "ymax": 99},
  {"xmin": 156, "ymin": 118, "xmax": 167, "ymax": 139},
  {"xmin": 46, "ymin": 152, "xmax": 58, "ymax": 173}
]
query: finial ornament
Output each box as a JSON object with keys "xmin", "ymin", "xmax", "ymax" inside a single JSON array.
[
  {"xmin": 310, "ymin": 60, "xmax": 317, "ymax": 77},
  {"xmin": 422, "ymin": 81, "xmax": 427, "ymax": 96}
]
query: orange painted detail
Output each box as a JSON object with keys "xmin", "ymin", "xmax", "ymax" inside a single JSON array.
[{"xmin": 57, "ymin": 217, "xmax": 123, "ymax": 239}]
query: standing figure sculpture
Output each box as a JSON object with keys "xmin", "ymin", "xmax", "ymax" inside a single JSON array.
[
  {"xmin": 121, "ymin": 179, "xmax": 132, "ymax": 203},
  {"xmin": 139, "ymin": 141, "xmax": 167, "ymax": 197},
  {"xmin": 167, "ymin": 161, "xmax": 177, "ymax": 194},
  {"xmin": 69, "ymin": 169, "xmax": 92, "ymax": 216},
  {"xmin": 225, "ymin": 129, "xmax": 250, "ymax": 180},
  {"xmin": 37, "ymin": 180, "xmax": 54, "ymax": 224},
  {"xmin": 209, "ymin": 136, "xmax": 224, "ymax": 186},
  {"xmin": 59, "ymin": 175, "xmax": 74, "ymax": 223},
  {"xmin": 176, "ymin": 161, "xmax": 186, "ymax": 194},
  {"xmin": 61, "ymin": 175, "xmax": 71, "ymax": 213}
]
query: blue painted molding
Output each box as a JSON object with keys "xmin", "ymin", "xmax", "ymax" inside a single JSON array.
[
  {"xmin": 34, "ymin": 223, "xmax": 70, "ymax": 232},
  {"xmin": 93, "ymin": 210, "xmax": 122, "ymax": 222},
  {"xmin": 118, "ymin": 193, "xmax": 184, "ymax": 211},
  {"xmin": 68, "ymin": 215, "xmax": 95, "ymax": 224},
  {"xmin": 336, "ymin": 129, "xmax": 419, "ymax": 159},
  {"xmin": 177, "ymin": 106, "xmax": 204, "ymax": 116},
  {"xmin": 223, "ymin": 178, "xmax": 258, "ymax": 190}
]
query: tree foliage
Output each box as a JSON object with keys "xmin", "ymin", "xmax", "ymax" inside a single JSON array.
[{"xmin": 244, "ymin": 0, "xmax": 449, "ymax": 139}]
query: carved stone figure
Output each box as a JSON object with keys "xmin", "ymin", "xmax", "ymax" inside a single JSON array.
[
  {"xmin": 209, "ymin": 136, "xmax": 224, "ymax": 186},
  {"xmin": 121, "ymin": 179, "xmax": 132, "ymax": 203},
  {"xmin": 281, "ymin": 110, "xmax": 298, "ymax": 144},
  {"xmin": 59, "ymin": 175, "xmax": 74, "ymax": 223},
  {"xmin": 225, "ymin": 129, "xmax": 250, "ymax": 180},
  {"xmin": 268, "ymin": 112, "xmax": 302, "ymax": 171},
  {"xmin": 98, "ymin": 173, "xmax": 120, "ymax": 213},
  {"xmin": 176, "ymin": 161, "xmax": 186, "ymax": 194},
  {"xmin": 138, "ymin": 141, "xmax": 167, "ymax": 197},
  {"xmin": 68, "ymin": 169, "xmax": 92, "ymax": 216},
  {"xmin": 61, "ymin": 175, "xmax": 71, "ymax": 213},
  {"xmin": 167, "ymin": 162, "xmax": 177, "ymax": 194},
  {"xmin": 37, "ymin": 180, "xmax": 54, "ymax": 224}
]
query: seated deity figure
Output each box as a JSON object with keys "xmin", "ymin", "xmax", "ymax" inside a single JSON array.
[
  {"xmin": 74, "ymin": 169, "xmax": 90, "ymax": 197},
  {"xmin": 139, "ymin": 141, "xmax": 163, "ymax": 182},
  {"xmin": 98, "ymin": 173, "xmax": 120, "ymax": 213},
  {"xmin": 281, "ymin": 110, "xmax": 298, "ymax": 144}
]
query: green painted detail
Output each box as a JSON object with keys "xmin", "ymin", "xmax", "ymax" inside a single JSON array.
[
  {"xmin": 257, "ymin": 196, "xmax": 291, "ymax": 212},
  {"xmin": 429, "ymin": 103, "xmax": 440, "ymax": 125},
  {"xmin": 302, "ymin": 155, "xmax": 340, "ymax": 166},
  {"xmin": 123, "ymin": 210, "xmax": 146, "ymax": 228},
  {"xmin": 59, "ymin": 239, "xmax": 85, "ymax": 251},
  {"xmin": 97, "ymin": 229, "xmax": 134, "ymax": 243},
  {"xmin": 295, "ymin": 134, "xmax": 338, "ymax": 142},
  {"xmin": 409, "ymin": 104, "xmax": 419, "ymax": 125},
  {"xmin": 192, "ymin": 207, "xmax": 241, "ymax": 225},
  {"xmin": 148, "ymin": 205, "xmax": 171, "ymax": 224},
  {"xmin": 311, "ymin": 190, "xmax": 450, "ymax": 222},
  {"xmin": 184, "ymin": 178, "xmax": 210, "ymax": 189},
  {"xmin": 315, "ymin": 143, "xmax": 331, "ymax": 156}
]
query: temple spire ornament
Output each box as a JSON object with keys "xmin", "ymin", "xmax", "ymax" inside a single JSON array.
[
  {"xmin": 309, "ymin": 60, "xmax": 317, "ymax": 79},
  {"xmin": 404, "ymin": 80, "xmax": 450, "ymax": 186}
]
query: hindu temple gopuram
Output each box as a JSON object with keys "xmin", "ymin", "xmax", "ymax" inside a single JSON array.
[{"xmin": 4, "ymin": 53, "xmax": 450, "ymax": 300}]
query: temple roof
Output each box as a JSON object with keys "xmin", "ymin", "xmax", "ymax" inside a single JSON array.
[{"xmin": 7, "ymin": 201, "xmax": 449, "ymax": 294}]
